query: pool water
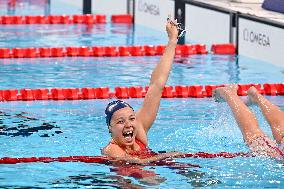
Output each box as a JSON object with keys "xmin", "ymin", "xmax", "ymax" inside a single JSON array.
[
  {"xmin": 0, "ymin": 54, "xmax": 283, "ymax": 188},
  {"xmin": 0, "ymin": 1, "xmax": 284, "ymax": 188},
  {"xmin": 0, "ymin": 97, "xmax": 283, "ymax": 188},
  {"xmin": 0, "ymin": 55, "xmax": 283, "ymax": 89},
  {"xmin": 0, "ymin": 0, "xmax": 49, "ymax": 16},
  {"xmin": 0, "ymin": 24, "xmax": 166, "ymax": 48}
]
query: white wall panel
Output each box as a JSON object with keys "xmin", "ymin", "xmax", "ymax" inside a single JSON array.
[
  {"xmin": 135, "ymin": 0, "xmax": 174, "ymax": 31},
  {"xmin": 185, "ymin": 4, "xmax": 231, "ymax": 47},
  {"xmin": 238, "ymin": 18, "xmax": 284, "ymax": 67},
  {"xmin": 92, "ymin": 0, "xmax": 128, "ymax": 15}
]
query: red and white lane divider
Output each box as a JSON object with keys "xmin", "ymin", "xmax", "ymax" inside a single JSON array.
[
  {"xmin": 0, "ymin": 83, "xmax": 283, "ymax": 101},
  {"xmin": 0, "ymin": 152, "xmax": 252, "ymax": 164},
  {"xmin": 0, "ymin": 14, "xmax": 133, "ymax": 25},
  {"xmin": 0, "ymin": 44, "xmax": 205, "ymax": 58},
  {"xmin": 0, "ymin": 44, "xmax": 235, "ymax": 59}
]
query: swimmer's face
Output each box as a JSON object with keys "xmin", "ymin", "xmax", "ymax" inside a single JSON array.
[{"xmin": 109, "ymin": 107, "xmax": 137, "ymax": 146}]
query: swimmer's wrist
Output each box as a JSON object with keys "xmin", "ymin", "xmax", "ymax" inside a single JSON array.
[{"xmin": 168, "ymin": 39, "xmax": 178, "ymax": 45}]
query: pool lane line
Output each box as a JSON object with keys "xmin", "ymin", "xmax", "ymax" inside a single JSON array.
[
  {"xmin": 0, "ymin": 83, "xmax": 282, "ymax": 101},
  {"xmin": 0, "ymin": 152, "xmax": 252, "ymax": 165},
  {"xmin": 0, "ymin": 14, "xmax": 133, "ymax": 25},
  {"xmin": 0, "ymin": 44, "xmax": 236, "ymax": 58},
  {"xmin": 0, "ymin": 44, "xmax": 205, "ymax": 58}
]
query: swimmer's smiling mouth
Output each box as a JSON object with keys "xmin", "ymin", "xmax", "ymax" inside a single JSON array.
[{"xmin": 123, "ymin": 130, "xmax": 133, "ymax": 138}]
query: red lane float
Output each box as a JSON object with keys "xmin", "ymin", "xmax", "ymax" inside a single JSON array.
[
  {"xmin": 111, "ymin": 14, "xmax": 133, "ymax": 24},
  {"xmin": 211, "ymin": 43, "xmax": 236, "ymax": 55},
  {"xmin": 0, "ymin": 152, "xmax": 252, "ymax": 164},
  {"xmin": 115, "ymin": 87, "xmax": 129, "ymax": 99},
  {"xmin": 0, "ymin": 44, "xmax": 209, "ymax": 59},
  {"xmin": 195, "ymin": 44, "xmax": 207, "ymax": 54},
  {"xmin": 0, "ymin": 48, "xmax": 10, "ymax": 58},
  {"xmin": 175, "ymin": 86, "xmax": 189, "ymax": 98},
  {"xmin": 263, "ymin": 83, "xmax": 284, "ymax": 96},
  {"xmin": 129, "ymin": 86, "xmax": 144, "ymax": 98},
  {"xmin": 39, "ymin": 47, "xmax": 51, "ymax": 57},
  {"xmin": 33, "ymin": 89, "xmax": 49, "ymax": 100},
  {"xmin": 0, "ymin": 14, "xmax": 110, "ymax": 25},
  {"xmin": 0, "ymin": 83, "xmax": 283, "ymax": 102}
]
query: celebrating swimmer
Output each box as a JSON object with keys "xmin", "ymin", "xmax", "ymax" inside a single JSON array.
[
  {"xmin": 102, "ymin": 16, "xmax": 183, "ymax": 164},
  {"xmin": 102, "ymin": 15, "xmax": 284, "ymax": 163}
]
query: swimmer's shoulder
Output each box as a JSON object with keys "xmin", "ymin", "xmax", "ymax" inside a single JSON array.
[{"xmin": 101, "ymin": 142, "xmax": 126, "ymax": 158}]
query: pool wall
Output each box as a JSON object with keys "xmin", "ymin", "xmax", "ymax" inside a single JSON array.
[{"xmin": 88, "ymin": 0, "xmax": 284, "ymax": 68}]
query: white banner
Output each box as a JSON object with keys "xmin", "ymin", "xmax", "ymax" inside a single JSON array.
[
  {"xmin": 185, "ymin": 4, "xmax": 231, "ymax": 47},
  {"xmin": 51, "ymin": 0, "xmax": 82, "ymax": 14},
  {"xmin": 238, "ymin": 18, "xmax": 284, "ymax": 68},
  {"xmin": 92, "ymin": 0, "xmax": 128, "ymax": 16},
  {"xmin": 135, "ymin": 0, "xmax": 174, "ymax": 31}
]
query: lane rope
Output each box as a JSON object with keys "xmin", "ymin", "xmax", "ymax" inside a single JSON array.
[
  {"xmin": 0, "ymin": 152, "xmax": 252, "ymax": 164},
  {"xmin": 0, "ymin": 44, "xmax": 215, "ymax": 58},
  {"xmin": 0, "ymin": 14, "xmax": 133, "ymax": 25},
  {"xmin": 0, "ymin": 83, "xmax": 283, "ymax": 101},
  {"xmin": 0, "ymin": 44, "xmax": 236, "ymax": 58}
]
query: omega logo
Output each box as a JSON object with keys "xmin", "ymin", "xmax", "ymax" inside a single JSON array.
[
  {"xmin": 138, "ymin": 0, "xmax": 160, "ymax": 16},
  {"xmin": 243, "ymin": 28, "xmax": 270, "ymax": 47}
]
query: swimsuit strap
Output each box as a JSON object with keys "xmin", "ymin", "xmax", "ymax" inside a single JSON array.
[
  {"xmin": 135, "ymin": 138, "xmax": 147, "ymax": 151},
  {"xmin": 109, "ymin": 138, "xmax": 147, "ymax": 152}
]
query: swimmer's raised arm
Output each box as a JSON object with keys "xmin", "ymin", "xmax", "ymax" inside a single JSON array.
[{"xmin": 135, "ymin": 19, "xmax": 179, "ymax": 138}]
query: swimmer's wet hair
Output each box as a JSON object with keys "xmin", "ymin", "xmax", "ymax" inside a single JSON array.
[{"xmin": 105, "ymin": 100, "xmax": 133, "ymax": 126}]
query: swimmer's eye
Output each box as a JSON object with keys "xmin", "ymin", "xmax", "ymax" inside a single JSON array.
[
  {"xmin": 117, "ymin": 120, "xmax": 124, "ymax": 124},
  {"xmin": 130, "ymin": 117, "xmax": 135, "ymax": 121}
]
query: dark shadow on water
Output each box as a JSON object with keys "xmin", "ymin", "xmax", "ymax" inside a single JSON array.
[
  {"xmin": 51, "ymin": 161, "xmax": 221, "ymax": 188},
  {"xmin": 0, "ymin": 186, "xmax": 42, "ymax": 189},
  {"xmin": 52, "ymin": 172, "xmax": 145, "ymax": 189},
  {"xmin": 0, "ymin": 111, "xmax": 62, "ymax": 137}
]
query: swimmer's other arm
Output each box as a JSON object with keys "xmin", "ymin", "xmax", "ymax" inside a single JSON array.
[{"xmin": 103, "ymin": 146, "xmax": 183, "ymax": 164}]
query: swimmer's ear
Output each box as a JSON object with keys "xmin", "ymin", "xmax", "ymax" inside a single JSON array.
[{"xmin": 108, "ymin": 126, "xmax": 111, "ymax": 134}]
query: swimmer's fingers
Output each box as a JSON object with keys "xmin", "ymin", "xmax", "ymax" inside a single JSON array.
[
  {"xmin": 173, "ymin": 19, "xmax": 178, "ymax": 26},
  {"xmin": 167, "ymin": 14, "xmax": 173, "ymax": 23}
]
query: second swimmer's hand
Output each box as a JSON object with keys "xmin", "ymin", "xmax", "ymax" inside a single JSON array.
[{"xmin": 166, "ymin": 19, "xmax": 179, "ymax": 44}]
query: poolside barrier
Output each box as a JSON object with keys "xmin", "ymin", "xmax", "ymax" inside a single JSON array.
[
  {"xmin": 0, "ymin": 152, "xmax": 252, "ymax": 164},
  {"xmin": 0, "ymin": 14, "xmax": 133, "ymax": 25},
  {"xmin": 0, "ymin": 43, "xmax": 236, "ymax": 58},
  {"xmin": 0, "ymin": 83, "xmax": 283, "ymax": 101}
]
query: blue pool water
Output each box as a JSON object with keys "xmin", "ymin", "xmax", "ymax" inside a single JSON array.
[
  {"xmin": 0, "ymin": 55, "xmax": 283, "ymax": 90},
  {"xmin": 0, "ymin": 24, "xmax": 166, "ymax": 48},
  {"xmin": 0, "ymin": 97, "xmax": 284, "ymax": 188},
  {"xmin": 0, "ymin": 55, "xmax": 283, "ymax": 188},
  {"xmin": 0, "ymin": 1, "xmax": 284, "ymax": 188},
  {"xmin": 0, "ymin": 0, "xmax": 81, "ymax": 16},
  {"xmin": 0, "ymin": 0, "xmax": 49, "ymax": 16}
]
